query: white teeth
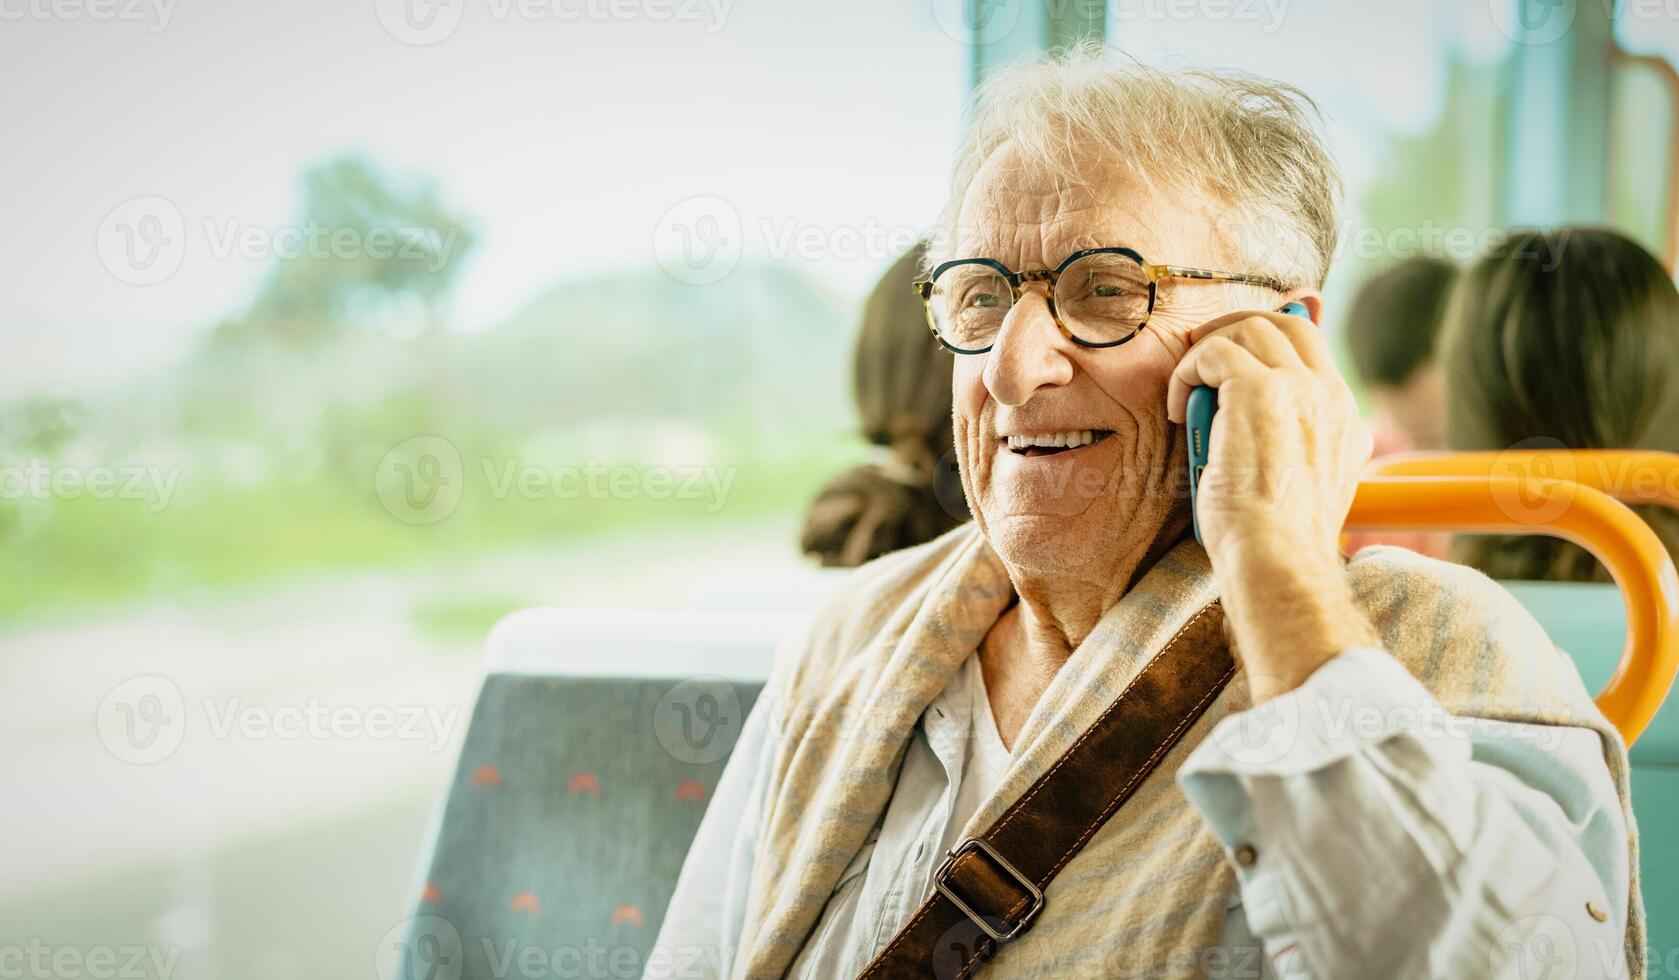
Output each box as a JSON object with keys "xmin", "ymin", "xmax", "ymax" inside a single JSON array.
[{"xmin": 1006, "ymin": 430, "xmax": 1098, "ymax": 450}]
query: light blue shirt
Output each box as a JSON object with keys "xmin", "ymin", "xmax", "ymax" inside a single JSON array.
[{"xmin": 647, "ymin": 647, "xmax": 1631, "ymax": 979}]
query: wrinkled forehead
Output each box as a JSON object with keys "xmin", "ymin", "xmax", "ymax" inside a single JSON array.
[{"xmin": 948, "ymin": 142, "xmax": 1230, "ymax": 271}]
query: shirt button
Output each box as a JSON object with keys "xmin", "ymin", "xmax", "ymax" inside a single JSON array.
[
  {"xmin": 1233, "ymin": 844, "xmax": 1258, "ymax": 868},
  {"xmin": 913, "ymin": 842, "xmax": 926, "ymax": 861},
  {"xmin": 1586, "ymin": 901, "xmax": 1609, "ymax": 923}
]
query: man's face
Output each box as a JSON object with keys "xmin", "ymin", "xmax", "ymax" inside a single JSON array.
[{"xmin": 950, "ymin": 145, "xmax": 1281, "ymax": 576}]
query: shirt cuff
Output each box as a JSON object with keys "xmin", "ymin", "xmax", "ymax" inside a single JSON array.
[{"xmin": 1177, "ymin": 646, "xmax": 1467, "ymax": 849}]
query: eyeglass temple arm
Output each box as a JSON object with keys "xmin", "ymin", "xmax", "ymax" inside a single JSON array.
[{"xmin": 1146, "ymin": 264, "xmax": 1292, "ymax": 293}]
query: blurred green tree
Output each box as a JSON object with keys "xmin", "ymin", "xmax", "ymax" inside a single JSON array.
[{"xmin": 246, "ymin": 156, "xmax": 476, "ymax": 341}]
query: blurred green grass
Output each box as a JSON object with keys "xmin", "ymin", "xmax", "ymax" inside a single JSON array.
[{"xmin": 0, "ymin": 441, "xmax": 857, "ymax": 627}]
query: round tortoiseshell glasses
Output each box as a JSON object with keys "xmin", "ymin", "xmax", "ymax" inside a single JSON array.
[{"xmin": 914, "ymin": 246, "xmax": 1291, "ymax": 355}]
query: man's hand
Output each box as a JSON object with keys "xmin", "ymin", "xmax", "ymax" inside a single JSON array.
[{"xmin": 1166, "ymin": 308, "xmax": 1381, "ymax": 702}]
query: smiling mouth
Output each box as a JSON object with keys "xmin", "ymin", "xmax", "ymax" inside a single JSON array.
[{"xmin": 1003, "ymin": 429, "xmax": 1116, "ymax": 457}]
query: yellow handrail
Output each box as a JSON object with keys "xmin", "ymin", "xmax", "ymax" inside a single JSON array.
[
  {"xmin": 1347, "ymin": 474, "xmax": 1679, "ymax": 745},
  {"xmin": 1368, "ymin": 449, "xmax": 1679, "ymax": 507}
]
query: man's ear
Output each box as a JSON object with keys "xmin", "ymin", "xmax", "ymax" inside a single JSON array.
[{"xmin": 1284, "ymin": 290, "xmax": 1324, "ymax": 326}]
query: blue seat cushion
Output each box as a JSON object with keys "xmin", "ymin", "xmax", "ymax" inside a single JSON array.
[
  {"xmin": 1501, "ymin": 580, "xmax": 1678, "ymax": 765},
  {"xmin": 398, "ymin": 673, "xmax": 763, "ymax": 980}
]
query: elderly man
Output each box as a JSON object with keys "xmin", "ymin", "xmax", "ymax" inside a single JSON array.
[{"xmin": 648, "ymin": 54, "xmax": 1640, "ymax": 979}]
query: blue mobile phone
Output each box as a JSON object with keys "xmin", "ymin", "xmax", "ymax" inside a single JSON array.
[{"xmin": 1187, "ymin": 302, "xmax": 1310, "ymax": 546}]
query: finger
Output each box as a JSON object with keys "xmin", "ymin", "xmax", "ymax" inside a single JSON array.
[
  {"xmin": 1195, "ymin": 316, "xmax": 1304, "ymax": 371},
  {"xmin": 1187, "ymin": 309, "xmax": 1275, "ymax": 344},
  {"xmin": 1193, "ymin": 309, "xmax": 1329, "ymax": 374},
  {"xmin": 1269, "ymin": 311, "xmax": 1335, "ymax": 375},
  {"xmin": 1167, "ymin": 336, "xmax": 1268, "ymax": 423}
]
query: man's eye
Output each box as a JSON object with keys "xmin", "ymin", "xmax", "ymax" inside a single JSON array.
[
  {"xmin": 970, "ymin": 292, "xmax": 1003, "ymax": 308},
  {"xmin": 1083, "ymin": 278, "xmax": 1145, "ymax": 299}
]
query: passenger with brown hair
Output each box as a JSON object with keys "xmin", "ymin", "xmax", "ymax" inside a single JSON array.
[
  {"xmin": 1443, "ymin": 227, "xmax": 1679, "ymax": 582},
  {"xmin": 800, "ymin": 242, "xmax": 969, "ymax": 567}
]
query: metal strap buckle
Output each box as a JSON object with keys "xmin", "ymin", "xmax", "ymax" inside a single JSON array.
[{"xmin": 932, "ymin": 837, "xmax": 1045, "ymax": 943}]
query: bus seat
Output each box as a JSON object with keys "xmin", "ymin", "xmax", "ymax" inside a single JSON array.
[
  {"xmin": 389, "ymin": 609, "xmax": 787, "ymax": 980},
  {"xmin": 1499, "ymin": 580, "xmax": 1679, "ymax": 765},
  {"xmin": 1632, "ymin": 767, "xmax": 1679, "ymax": 950}
]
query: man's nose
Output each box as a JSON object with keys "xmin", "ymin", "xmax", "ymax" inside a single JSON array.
[{"xmin": 983, "ymin": 286, "xmax": 1076, "ymax": 406}]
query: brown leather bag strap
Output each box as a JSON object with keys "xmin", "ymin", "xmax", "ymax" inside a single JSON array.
[{"xmin": 856, "ymin": 601, "xmax": 1234, "ymax": 980}]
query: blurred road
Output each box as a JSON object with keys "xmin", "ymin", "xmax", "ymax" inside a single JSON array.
[{"xmin": 0, "ymin": 519, "xmax": 832, "ymax": 979}]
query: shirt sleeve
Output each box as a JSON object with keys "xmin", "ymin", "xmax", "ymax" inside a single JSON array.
[
  {"xmin": 1177, "ymin": 647, "xmax": 1632, "ymax": 980},
  {"xmin": 644, "ymin": 692, "xmax": 776, "ymax": 980}
]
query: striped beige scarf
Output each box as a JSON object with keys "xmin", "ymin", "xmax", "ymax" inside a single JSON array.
[{"xmin": 736, "ymin": 523, "xmax": 1643, "ymax": 978}]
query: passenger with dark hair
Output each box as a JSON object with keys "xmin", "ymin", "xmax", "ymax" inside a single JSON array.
[
  {"xmin": 1345, "ymin": 255, "xmax": 1458, "ymax": 451},
  {"xmin": 1343, "ymin": 257, "xmax": 1457, "ymax": 557},
  {"xmin": 1442, "ymin": 227, "xmax": 1679, "ymax": 582},
  {"xmin": 800, "ymin": 243, "xmax": 969, "ymax": 567}
]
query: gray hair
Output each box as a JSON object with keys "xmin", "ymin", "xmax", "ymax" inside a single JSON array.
[{"xmin": 935, "ymin": 45, "xmax": 1341, "ymax": 289}]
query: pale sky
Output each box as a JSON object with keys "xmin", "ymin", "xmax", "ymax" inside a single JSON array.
[{"xmin": 3, "ymin": 0, "xmax": 1667, "ymax": 398}]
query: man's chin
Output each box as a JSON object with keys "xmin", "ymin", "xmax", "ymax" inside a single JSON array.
[{"xmin": 982, "ymin": 509, "xmax": 1119, "ymax": 570}]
